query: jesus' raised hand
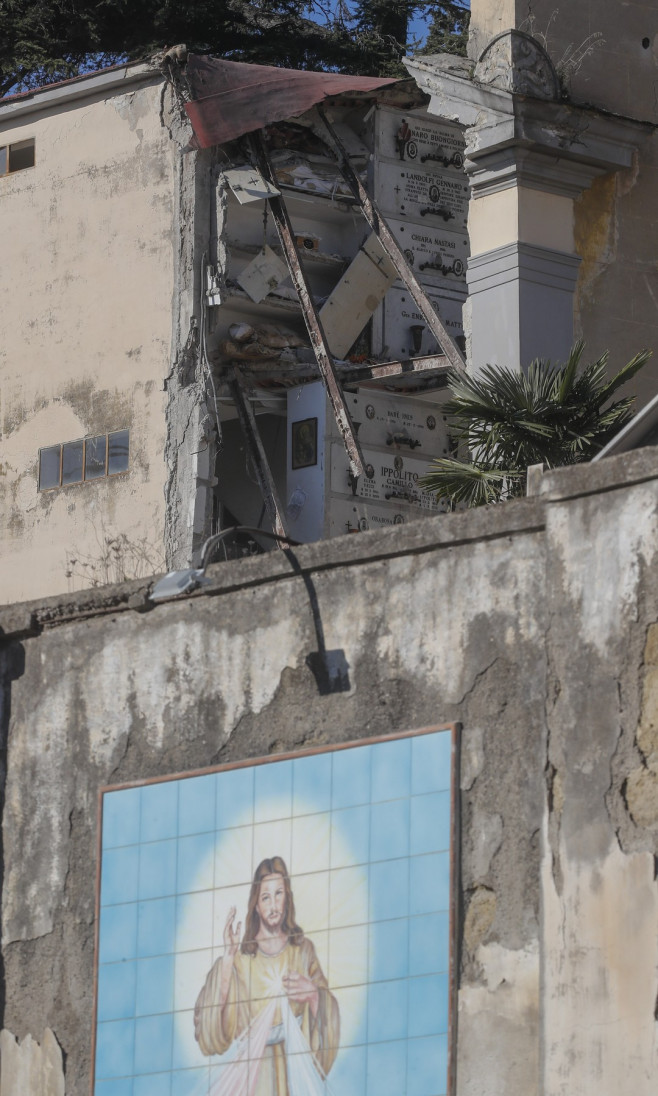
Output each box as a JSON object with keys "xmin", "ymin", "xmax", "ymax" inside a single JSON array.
[{"xmin": 223, "ymin": 907, "xmax": 242, "ymax": 957}]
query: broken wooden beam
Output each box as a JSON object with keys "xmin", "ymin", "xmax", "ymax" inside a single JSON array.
[
  {"xmin": 340, "ymin": 353, "xmax": 450, "ymax": 384},
  {"xmin": 316, "ymin": 107, "xmax": 466, "ymax": 375},
  {"xmin": 250, "ymin": 132, "xmax": 365, "ymax": 480},
  {"xmin": 230, "ymin": 366, "xmax": 288, "ymax": 540},
  {"xmin": 217, "ymin": 353, "xmax": 451, "ymax": 389}
]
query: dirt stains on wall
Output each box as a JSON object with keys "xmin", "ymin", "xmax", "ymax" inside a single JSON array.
[
  {"xmin": 625, "ymin": 624, "xmax": 658, "ymax": 829},
  {"xmin": 1, "ymin": 450, "xmax": 657, "ymax": 1094},
  {"xmin": 0, "ymin": 73, "xmax": 174, "ymax": 603},
  {"xmin": 573, "ymin": 173, "xmax": 617, "ymax": 317}
]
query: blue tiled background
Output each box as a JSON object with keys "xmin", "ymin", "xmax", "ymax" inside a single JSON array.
[{"xmin": 96, "ymin": 729, "xmax": 454, "ymax": 1096}]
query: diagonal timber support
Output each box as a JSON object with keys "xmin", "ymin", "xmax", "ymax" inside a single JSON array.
[
  {"xmin": 316, "ymin": 107, "xmax": 466, "ymax": 374},
  {"xmin": 250, "ymin": 132, "xmax": 365, "ymax": 480},
  {"xmin": 231, "ymin": 366, "xmax": 288, "ymax": 540}
]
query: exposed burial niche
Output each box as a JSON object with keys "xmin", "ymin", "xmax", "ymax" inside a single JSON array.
[{"xmin": 210, "ymin": 102, "xmax": 469, "ymax": 555}]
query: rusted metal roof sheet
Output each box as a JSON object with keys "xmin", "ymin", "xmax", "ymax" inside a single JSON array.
[{"xmin": 184, "ymin": 55, "xmax": 397, "ymax": 149}]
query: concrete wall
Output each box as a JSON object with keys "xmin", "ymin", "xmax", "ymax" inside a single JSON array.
[
  {"xmin": 470, "ymin": 0, "xmax": 658, "ymax": 112},
  {"xmin": 0, "ymin": 70, "xmax": 175, "ymax": 604},
  {"xmin": 549, "ymin": 0, "xmax": 658, "ymax": 407},
  {"xmin": 0, "ymin": 447, "xmax": 657, "ymax": 1094},
  {"xmin": 468, "ymin": 0, "xmax": 658, "ymax": 402}
]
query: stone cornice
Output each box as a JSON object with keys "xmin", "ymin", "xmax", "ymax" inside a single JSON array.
[
  {"xmin": 405, "ymin": 53, "xmax": 651, "ymax": 197},
  {"xmin": 467, "ymin": 242, "xmax": 581, "ymax": 294}
]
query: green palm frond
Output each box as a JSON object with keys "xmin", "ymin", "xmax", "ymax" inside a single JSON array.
[
  {"xmin": 419, "ymin": 459, "xmax": 524, "ymax": 508},
  {"xmin": 421, "ymin": 342, "xmax": 652, "ymax": 509}
]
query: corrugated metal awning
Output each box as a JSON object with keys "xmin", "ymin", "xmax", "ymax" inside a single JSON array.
[{"xmin": 184, "ymin": 55, "xmax": 397, "ymax": 149}]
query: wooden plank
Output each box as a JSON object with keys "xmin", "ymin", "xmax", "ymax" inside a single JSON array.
[
  {"xmin": 341, "ymin": 354, "xmax": 450, "ymax": 384},
  {"xmin": 316, "ymin": 107, "xmax": 466, "ymax": 374},
  {"xmin": 220, "ymin": 354, "xmax": 450, "ymax": 389},
  {"xmin": 231, "ymin": 366, "xmax": 288, "ymax": 540},
  {"xmin": 250, "ymin": 132, "xmax": 365, "ymax": 480},
  {"xmin": 318, "ymin": 234, "xmax": 397, "ymax": 359}
]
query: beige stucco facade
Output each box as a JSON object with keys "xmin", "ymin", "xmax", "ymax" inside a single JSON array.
[
  {"xmin": 0, "ymin": 68, "xmax": 174, "ymax": 603},
  {"xmin": 468, "ymin": 186, "xmax": 575, "ymax": 257}
]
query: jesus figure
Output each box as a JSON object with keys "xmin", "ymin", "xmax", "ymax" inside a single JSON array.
[{"xmin": 194, "ymin": 856, "xmax": 340, "ymax": 1096}]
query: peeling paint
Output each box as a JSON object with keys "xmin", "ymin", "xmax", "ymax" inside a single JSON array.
[
  {"xmin": 0, "ymin": 1028, "xmax": 65, "ymax": 1096},
  {"xmin": 573, "ymin": 173, "xmax": 617, "ymax": 313}
]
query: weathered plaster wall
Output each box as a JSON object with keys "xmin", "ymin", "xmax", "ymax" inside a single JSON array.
[
  {"xmin": 494, "ymin": 0, "xmax": 658, "ymax": 120},
  {"xmin": 0, "ymin": 73, "xmax": 174, "ymax": 604},
  {"xmin": 0, "ymin": 447, "xmax": 657, "ymax": 1094},
  {"xmin": 468, "ymin": 0, "xmax": 658, "ymax": 403},
  {"xmin": 468, "ymin": 187, "xmax": 574, "ymax": 258},
  {"xmin": 572, "ymin": 135, "xmax": 658, "ymax": 410},
  {"xmin": 161, "ymin": 128, "xmax": 221, "ymax": 571},
  {"xmin": 470, "ymin": 0, "xmax": 658, "ymax": 114},
  {"xmin": 467, "ymin": 0, "xmax": 517, "ymax": 60},
  {"xmin": 0, "ymin": 1029, "xmax": 64, "ymax": 1096},
  {"xmin": 539, "ymin": 460, "xmax": 658, "ymax": 1094}
]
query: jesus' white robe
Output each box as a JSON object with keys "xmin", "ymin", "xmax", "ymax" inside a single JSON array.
[{"xmin": 194, "ymin": 937, "xmax": 340, "ymax": 1096}]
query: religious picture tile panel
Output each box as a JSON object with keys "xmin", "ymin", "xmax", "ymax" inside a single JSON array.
[{"xmin": 94, "ymin": 725, "xmax": 459, "ymax": 1096}]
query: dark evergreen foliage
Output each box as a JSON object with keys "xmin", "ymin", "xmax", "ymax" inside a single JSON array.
[
  {"xmin": 0, "ymin": 0, "xmax": 470, "ymax": 96},
  {"xmin": 421, "ymin": 0, "xmax": 469, "ymax": 56}
]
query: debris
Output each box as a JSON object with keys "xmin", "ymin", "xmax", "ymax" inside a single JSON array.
[
  {"xmin": 229, "ymin": 323, "xmax": 255, "ymax": 343},
  {"xmin": 217, "ymin": 340, "xmax": 282, "ymax": 362},
  {"xmin": 220, "ymin": 323, "xmax": 307, "ymax": 362},
  {"xmin": 253, "ymin": 324, "xmax": 307, "ymax": 349},
  {"xmin": 236, "ymin": 245, "xmax": 289, "ymax": 303},
  {"xmin": 319, "ymin": 234, "xmax": 397, "ymax": 359},
  {"xmin": 269, "ymin": 151, "xmax": 359, "ymax": 198},
  {"xmin": 251, "ymin": 131, "xmax": 365, "ymax": 479},
  {"xmin": 222, "ymin": 167, "xmax": 281, "ymax": 204}
]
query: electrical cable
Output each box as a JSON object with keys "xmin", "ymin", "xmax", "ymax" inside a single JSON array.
[
  {"xmin": 199, "ymin": 525, "xmax": 301, "ymax": 570},
  {"xmin": 200, "ymin": 252, "xmax": 223, "ymax": 451}
]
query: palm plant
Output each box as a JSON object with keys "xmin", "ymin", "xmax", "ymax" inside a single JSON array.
[{"xmin": 420, "ymin": 341, "xmax": 652, "ymax": 508}]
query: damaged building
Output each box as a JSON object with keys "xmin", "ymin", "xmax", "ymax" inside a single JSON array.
[
  {"xmin": 0, "ymin": 53, "xmax": 471, "ymax": 603},
  {"xmin": 2, "ymin": 0, "xmax": 658, "ymax": 603},
  {"xmin": 174, "ymin": 54, "xmax": 469, "ymax": 554}
]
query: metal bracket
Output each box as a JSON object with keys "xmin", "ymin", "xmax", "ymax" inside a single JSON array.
[
  {"xmin": 231, "ymin": 366, "xmax": 288, "ymax": 540},
  {"xmin": 316, "ymin": 107, "xmax": 466, "ymax": 375},
  {"xmin": 249, "ymin": 132, "xmax": 365, "ymax": 480}
]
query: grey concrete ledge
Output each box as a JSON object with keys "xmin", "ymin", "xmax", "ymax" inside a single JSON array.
[
  {"xmin": 0, "ymin": 499, "xmax": 546, "ymax": 642},
  {"xmin": 537, "ymin": 444, "xmax": 658, "ymax": 502},
  {"xmin": 467, "ymin": 243, "xmax": 581, "ymax": 294},
  {"xmin": 3, "ymin": 446, "xmax": 658, "ymax": 643},
  {"xmin": 594, "ymin": 391, "xmax": 658, "ymax": 460},
  {"xmin": 0, "ymin": 63, "xmax": 161, "ymax": 124},
  {"xmin": 467, "ymin": 147, "xmax": 606, "ymax": 199}
]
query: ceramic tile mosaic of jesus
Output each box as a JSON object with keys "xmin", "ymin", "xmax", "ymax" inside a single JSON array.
[{"xmin": 93, "ymin": 725, "xmax": 457, "ymax": 1096}]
